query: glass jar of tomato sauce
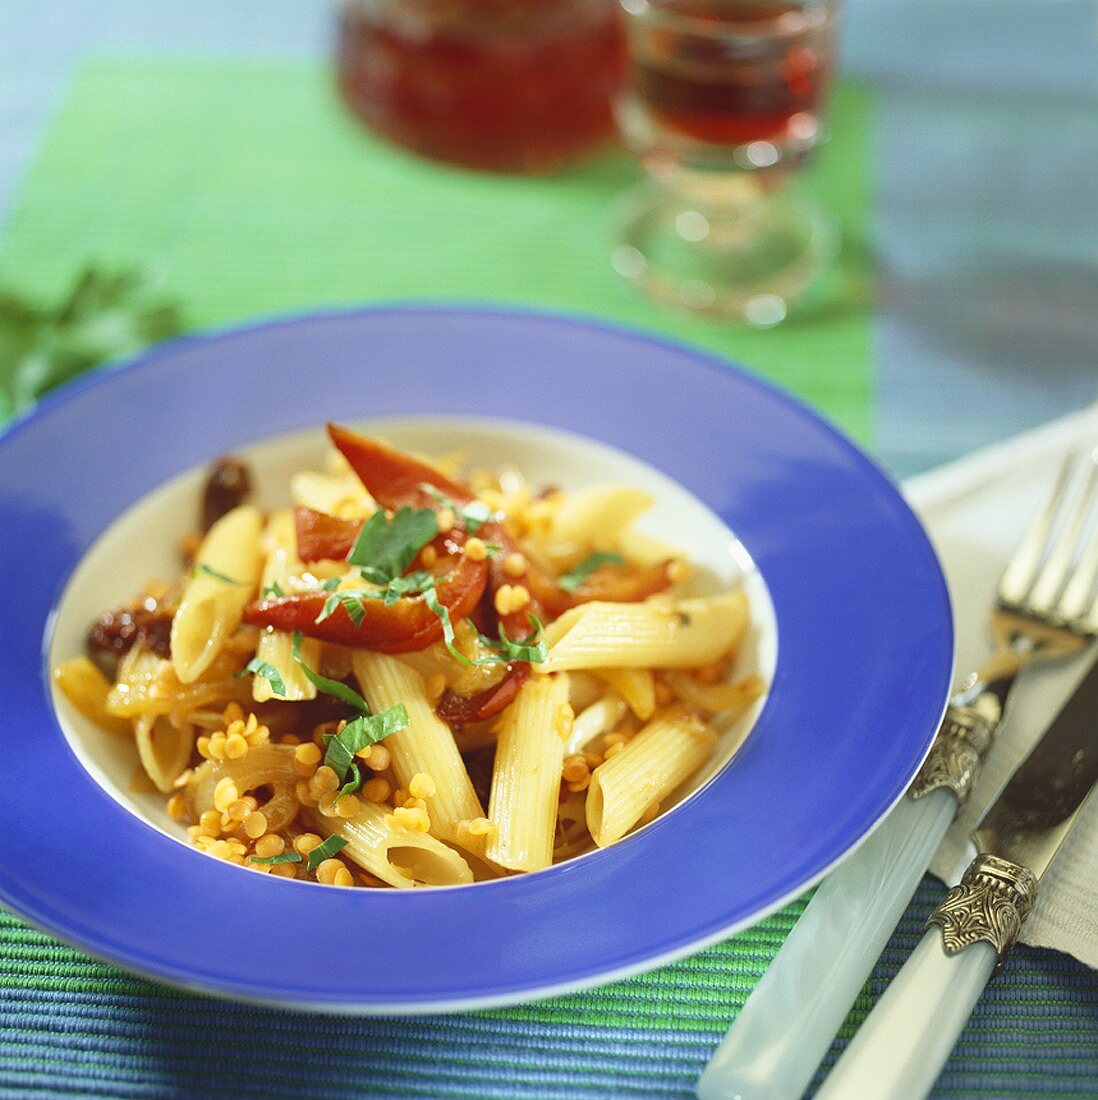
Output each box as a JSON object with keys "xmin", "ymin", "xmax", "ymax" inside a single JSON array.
[{"xmin": 336, "ymin": 0, "xmax": 626, "ymax": 174}]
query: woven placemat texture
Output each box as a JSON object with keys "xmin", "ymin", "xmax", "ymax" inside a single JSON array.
[
  {"xmin": 3, "ymin": 883, "xmax": 1095, "ymax": 1099},
  {"xmin": 1, "ymin": 57, "xmax": 1094, "ymax": 1100},
  {"xmin": 0, "ymin": 58, "xmax": 873, "ymax": 441}
]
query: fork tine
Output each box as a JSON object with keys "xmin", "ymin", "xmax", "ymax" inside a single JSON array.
[
  {"xmin": 997, "ymin": 453, "xmax": 1078, "ymax": 606},
  {"xmin": 1058, "ymin": 492, "xmax": 1098, "ymax": 627},
  {"xmin": 1028, "ymin": 455, "xmax": 1098, "ymax": 613}
]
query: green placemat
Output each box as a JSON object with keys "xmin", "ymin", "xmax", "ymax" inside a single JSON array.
[{"xmin": 0, "ymin": 58, "xmax": 873, "ymax": 442}]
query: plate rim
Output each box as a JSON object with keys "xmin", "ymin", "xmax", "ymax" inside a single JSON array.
[{"xmin": 0, "ymin": 302, "xmax": 953, "ymax": 1012}]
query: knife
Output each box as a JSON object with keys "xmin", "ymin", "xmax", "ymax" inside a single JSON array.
[{"xmin": 814, "ymin": 653, "xmax": 1098, "ymax": 1100}]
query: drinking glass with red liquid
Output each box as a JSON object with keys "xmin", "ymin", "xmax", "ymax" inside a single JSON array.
[
  {"xmin": 337, "ymin": 0, "xmax": 625, "ymax": 175},
  {"xmin": 613, "ymin": 0, "xmax": 840, "ymax": 323}
]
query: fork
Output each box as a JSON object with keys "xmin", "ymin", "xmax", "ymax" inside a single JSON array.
[{"xmin": 697, "ymin": 449, "xmax": 1098, "ymax": 1100}]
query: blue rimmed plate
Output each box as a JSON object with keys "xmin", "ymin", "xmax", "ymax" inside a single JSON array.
[{"xmin": 0, "ymin": 306, "xmax": 952, "ymax": 1012}]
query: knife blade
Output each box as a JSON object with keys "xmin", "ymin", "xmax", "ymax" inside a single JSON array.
[
  {"xmin": 973, "ymin": 654, "xmax": 1098, "ymax": 876},
  {"xmin": 816, "ymin": 653, "xmax": 1098, "ymax": 1100}
]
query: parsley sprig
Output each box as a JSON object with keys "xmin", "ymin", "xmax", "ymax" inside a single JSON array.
[{"xmin": 0, "ymin": 266, "xmax": 182, "ymax": 419}]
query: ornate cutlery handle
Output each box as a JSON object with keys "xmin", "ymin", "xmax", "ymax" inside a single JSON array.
[
  {"xmin": 814, "ymin": 855, "xmax": 1037, "ymax": 1100},
  {"xmin": 696, "ymin": 693, "xmax": 1004, "ymax": 1100}
]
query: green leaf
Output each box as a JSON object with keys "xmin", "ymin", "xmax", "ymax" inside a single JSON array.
[
  {"xmin": 461, "ymin": 614, "xmax": 548, "ymax": 667},
  {"xmin": 558, "ymin": 551, "xmax": 626, "ymax": 593},
  {"xmin": 318, "ymin": 576, "xmax": 341, "ymax": 592},
  {"xmin": 249, "ymin": 851, "xmax": 302, "ymax": 866},
  {"xmin": 261, "ymin": 580, "xmax": 285, "ymax": 599},
  {"xmin": 236, "ymin": 658, "xmax": 287, "ymax": 697},
  {"xmin": 306, "ymin": 834, "xmax": 349, "ymax": 871},
  {"xmin": 337, "ymin": 761, "xmax": 363, "ymax": 800},
  {"xmin": 195, "ymin": 563, "xmax": 246, "ymax": 585},
  {"xmin": 492, "ymin": 616, "xmax": 549, "ymax": 664},
  {"xmin": 348, "ymin": 506, "xmax": 438, "ymax": 584},
  {"xmin": 0, "ymin": 266, "xmax": 183, "ymax": 415},
  {"xmin": 419, "ymin": 484, "xmax": 493, "ymax": 534},
  {"xmin": 422, "ymin": 582, "xmax": 476, "ymax": 668},
  {"xmin": 323, "ymin": 705, "xmax": 409, "ymax": 781},
  {"xmin": 290, "ymin": 631, "xmax": 371, "ymax": 714},
  {"xmin": 381, "ymin": 569, "xmax": 435, "ymax": 606},
  {"xmin": 315, "ymin": 588, "xmax": 372, "ymax": 626}
]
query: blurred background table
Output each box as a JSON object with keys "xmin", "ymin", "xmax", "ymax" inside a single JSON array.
[{"xmin": 1, "ymin": 2, "xmax": 1095, "ymax": 1097}]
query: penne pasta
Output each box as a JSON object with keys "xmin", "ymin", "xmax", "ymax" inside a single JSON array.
[
  {"xmin": 565, "ymin": 692, "xmax": 628, "ymax": 754},
  {"xmin": 540, "ymin": 484, "xmax": 653, "ymax": 565},
  {"xmin": 53, "ymin": 657, "xmax": 132, "ymax": 735},
  {"xmin": 321, "ymin": 801, "xmax": 474, "ymax": 888},
  {"xmin": 617, "ymin": 527, "xmax": 684, "ymax": 567},
  {"xmin": 664, "ymin": 671, "xmax": 766, "ymax": 717},
  {"xmin": 595, "ymin": 667, "xmax": 656, "ymax": 720},
  {"xmin": 252, "ymin": 511, "xmax": 319, "ymax": 702},
  {"xmin": 542, "ymin": 590, "xmax": 749, "ymax": 672},
  {"xmin": 586, "ymin": 706, "xmax": 717, "ymax": 847},
  {"xmin": 290, "ymin": 469, "xmax": 374, "ymax": 520},
  {"xmin": 486, "ymin": 672, "xmax": 572, "ymax": 872},
  {"xmin": 135, "ymin": 713, "xmax": 196, "ymax": 793},
  {"xmin": 171, "ymin": 505, "xmax": 263, "ymax": 684},
  {"xmin": 352, "ymin": 650, "xmax": 484, "ymax": 844},
  {"xmin": 566, "ymin": 670, "xmax": 604, "ymax": 711},
  {"xmin": 188, "ymin": 743, "xmax": 300, "ymax": 832},
  {"xmin": 107, "ymin": 643, "xmax": 253, "ymax": 722}
]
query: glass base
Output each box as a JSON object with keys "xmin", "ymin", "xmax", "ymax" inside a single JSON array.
[{"xmin": 612, "ymin": 178, "xmax": 839, "ymax": 325}]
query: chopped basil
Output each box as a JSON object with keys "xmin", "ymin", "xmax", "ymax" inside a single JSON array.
[
  {"xmin": 462, "ymin": 615, "xmax": 548, "ymax": 667},
  {"xmin": 323, "ymin": 705, "xmax": 409, "ymax": 781},
  {"xmin": 261, "ymin": 580, "xmax": 285, "ymax": 599},
  {"xmin": 422, "ymin": 582, "xmax": 474, "ymax": 667},
  {"xmin": 318, "ymin": 576, "xmax": 342, "ymax": 593},
  {"xmin": 249, "ymin": 851, "xmax": 302, "ymax": 866},
  {"xmin": 381, "ymin": 569, "xmax": 434, "ymax": 606},
  {"xmin": 348, "ymin": 506, "xmax": 438, "ymax": 584},
  {"xmin": 558, "ymin": 551, "xmax": 626, "ymax": 593},
  {"xmin": 290, "ymin": 631, "xmax": 371, "ymax": 714},
  {"xmin": 306, "ymin": 834, "xmax": 349, "ymax": 871},
  {"xmin": 490, "ymin": 617, "xmax": 548, "ymax": 665},
  {"xmin": 195, "ymin": 563, "xmax": 246, "ymax": 585},
  {"xmin": 336, "ymin": 760, "xmax": 363, "ymax": 800},
  {"xmin": 418, "ymin": 484, "xmax": 494, "ymax": 535},
  {"xmin": 236, "ymin": 658, "xmax": 288, "ymax": 697},
  {"xmin": 315, "ymin": 588, "xmax": 372, "ymax": 626}
]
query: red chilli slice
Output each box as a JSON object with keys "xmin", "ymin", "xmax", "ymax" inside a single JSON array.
[
  {"xmin": 436, "ymin": 663, "xmax": 532, "ymax": 725},
  {"xmin": 328, "ymin": 423, "xmax": 473, "ymax": 511},
  {"xmin": 242, "ymin": 555, "xmax": 488, "ymax": 652},
  {"xmin": 294, "ymin": 507, "xmax": 362, "ymax": 563}
]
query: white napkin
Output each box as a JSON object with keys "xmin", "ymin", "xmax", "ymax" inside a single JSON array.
[{"xmin": 903, "ymin": 404, "xmax": 1098, "ymax": 968}]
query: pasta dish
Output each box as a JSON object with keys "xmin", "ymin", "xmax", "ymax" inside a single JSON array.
[{"xmin": 54, "ymin": 425, "xmax": 763, "ymax": 889}]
